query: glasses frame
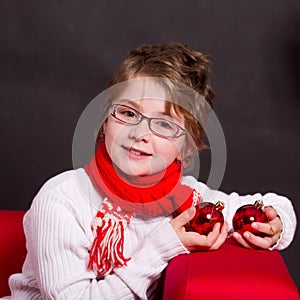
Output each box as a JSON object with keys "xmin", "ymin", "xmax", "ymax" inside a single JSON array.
[{"xmin": 110, "ymin": 104, "xmax": 186, "ymax": 138}]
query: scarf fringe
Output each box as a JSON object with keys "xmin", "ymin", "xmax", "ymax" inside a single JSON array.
[{"xmin": 88, "ymin": 199, "xmax": 132, "ymax": 277}]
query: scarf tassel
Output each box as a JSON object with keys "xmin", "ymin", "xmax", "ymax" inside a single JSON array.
[{"xmin": 88, "ymin": 215, "xmax": 130, "ymax": 277}]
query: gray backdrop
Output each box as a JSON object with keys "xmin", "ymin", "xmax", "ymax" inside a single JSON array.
[{"xmin": 1, "ymin": 0, "xmax": 299, "ymax": 290}]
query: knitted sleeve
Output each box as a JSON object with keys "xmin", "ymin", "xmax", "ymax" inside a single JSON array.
[
  {"xmin": 13, "ymin": 173, "xmax": 187, "ymax": 300},
  {"xmin": 114, "ymin": 219, "xmax": 188, "ymax": 299},
  {"xmin": 23, "ymin": 190, "xmax": 138, "ymax": 300},
  {"xmin": 181, "ymin": 176, "xmax": 297, "ymax": 250}
]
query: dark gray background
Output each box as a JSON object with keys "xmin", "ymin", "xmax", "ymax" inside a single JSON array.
[{"xmin": 1, "ymin": 0, "xmax": 299, "ymax": 290}]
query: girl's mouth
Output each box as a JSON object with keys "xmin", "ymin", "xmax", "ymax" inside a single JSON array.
[{"xmin": 123, "ymin": 146, "xmax": 152, "ymax": 157}]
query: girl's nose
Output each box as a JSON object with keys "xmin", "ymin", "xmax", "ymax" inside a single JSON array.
[{"xmin": 128, "ymin": 119, "xmax": 152, "ymax": 141}]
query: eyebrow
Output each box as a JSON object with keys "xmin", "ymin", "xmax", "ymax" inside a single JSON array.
[
  {"xmin": 117, "ymin": 99, "xmax": 168, "ymax": 116},
  {"xmin": 117, "ymin": 99, "xmax": 140, "ymax": 109}
]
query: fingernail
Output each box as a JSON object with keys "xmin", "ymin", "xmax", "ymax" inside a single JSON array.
[
  {"xmin": 233, "ymin": 232, "xmax": 239, "ymax": 239},
  {"xmin": 252, "ymin": 223, "xmax": 258, "ymax": 229},
  {"xmin": 244, "ymin": 232, "xmax": 250, "ymax": 238},
  {"xmin": 187, "ymin": 206, "xmax": 194, "ymax": 215}
]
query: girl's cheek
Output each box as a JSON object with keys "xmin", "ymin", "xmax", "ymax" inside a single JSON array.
[{"xmin": 104, "ymin": 119, "xmax": 126, "ymax": 138}]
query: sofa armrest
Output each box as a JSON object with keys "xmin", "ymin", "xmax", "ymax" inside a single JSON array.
[{"xmin": 163, "ymin": 239, "xmax": 299, "ymax": 300}]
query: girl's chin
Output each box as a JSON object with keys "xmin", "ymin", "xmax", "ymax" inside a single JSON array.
[
  {"xmin": 117, "ymin": 165, "xmax": 164, "ymax": 178},
  {"xmin": 112, "ymin": 162, "xmax": 148, "ymax": 176},
  {"xmin": 114, "ymin": 157, "xmax": 169, "ymax": 178},
  {"xmin": 119, "ymin": 168, "xmax": 151, "ymax": 177}
]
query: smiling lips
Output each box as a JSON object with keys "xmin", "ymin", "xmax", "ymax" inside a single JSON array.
[{"xmin": 123, "ymin": 146, "xmax": 152, "ymax": 158}]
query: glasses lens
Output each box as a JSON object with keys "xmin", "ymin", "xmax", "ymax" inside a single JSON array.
[
  {"xmin": 113, "ymin": 105, "xmax": 140, "ymax": 124},
  {"xmin": 150, "ymin": 119, "xmax": 179, "ymax": 137}
]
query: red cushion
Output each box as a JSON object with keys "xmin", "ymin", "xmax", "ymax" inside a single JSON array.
[
  {"xmin": 163, "ymin": 239, "xmax": 299, "ymax": 300},
  {"xmin": 0, "ymin": 210, "xmax": 27, "ymax": 297}
]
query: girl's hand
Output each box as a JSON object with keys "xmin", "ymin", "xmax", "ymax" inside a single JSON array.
[
  {"xmin": 170, "ymin": 206, "xmax": 228, "ymax": 252},
  {"xmin": 232, "ymin": 206, "xmax": 283, "ymax": 249}
]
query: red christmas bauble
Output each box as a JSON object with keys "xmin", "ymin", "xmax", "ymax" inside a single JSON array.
[
  {"xmin": 232, "ymin": 200, "xmax": 268, "ymax": 235},
  {"xmin": 189, "ymin": 201, "xmax": 224, "ymax": 235}
]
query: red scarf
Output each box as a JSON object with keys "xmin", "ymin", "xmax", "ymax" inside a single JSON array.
[{"xmin": 85, "ymin": 141, "xmax": 202, "ymax": 277}]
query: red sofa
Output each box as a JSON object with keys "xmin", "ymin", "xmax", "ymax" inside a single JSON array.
[
  {"xmin": 0, "ymin": 210, "xmax": 27, "ymax": 297},
  {"xmin": 0, "ymin": 210, "xmax": 299, "ymax": 299}
]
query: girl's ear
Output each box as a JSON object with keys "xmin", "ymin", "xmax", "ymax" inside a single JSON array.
[
  {"xmin": 176, "ymin": 142, "xmax": 196, "ymax": 161},
  {"xmin": 102, "ymin": 120, "xmax": 107, "ymax": 133},
  {"xmin": 175, "ymin": 148, "xmax": 194, "ymax": 168},
  {"xmin": 100, "ymin": 120, "xmax": 108, "ymax": 137},
  {"xmin": 96, "ymin": 120, "xmax": 107, "ymax": 144},
  {"xmin": 176, "ymin": 142, "xmax": 197, "ymax": 170}
]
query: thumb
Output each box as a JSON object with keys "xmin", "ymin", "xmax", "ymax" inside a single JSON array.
[
  {"xmin": 264, "ymin": 206, "xmax": 278, "ymax": 221},
  {"xmin": 171, "ymin": 206, "xmax": 196, "ymax": 230}
]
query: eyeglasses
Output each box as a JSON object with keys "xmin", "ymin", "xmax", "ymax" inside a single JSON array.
[{"xmin": 110, "ymin": 104, "xmax": 186, "ymax": 138}]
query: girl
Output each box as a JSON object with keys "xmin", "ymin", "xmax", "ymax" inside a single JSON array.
[{"xmin": 4, "ymin": 43, "xmax": 296, "ymax": 300}]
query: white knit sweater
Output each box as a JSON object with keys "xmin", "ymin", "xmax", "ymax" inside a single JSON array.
[{"xmin": 3, "ymin": 169, "xmax": 296, "ymax": 300}]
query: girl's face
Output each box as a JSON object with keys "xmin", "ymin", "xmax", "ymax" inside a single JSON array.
[{"xmin": 103, "ymin": 77, "xmax": 186, "ymax": 176}]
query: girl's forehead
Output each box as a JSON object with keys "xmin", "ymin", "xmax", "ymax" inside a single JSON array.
[
  {"xmin": 116, "ymin": 98, "xmax": 170, "ymax": 114},
  {"xmin": 116, "ymin": 77, "xmax": 169, "ymax": 101}
]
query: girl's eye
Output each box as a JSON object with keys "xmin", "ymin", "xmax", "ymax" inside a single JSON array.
[
  {"xmin": 156, "ymin": 120, "xmax": 173, "ymax": 129},
  {"xmin": 160, "ymin": 121, "xmax": 172, "ymax": 128},
  {"xmin": 123, "ymin": 110, "xmax": 136, "ymax": 118},
  {"xmin": 118, "ymin": 108, "xmax": 138, "ymax": 119}
]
